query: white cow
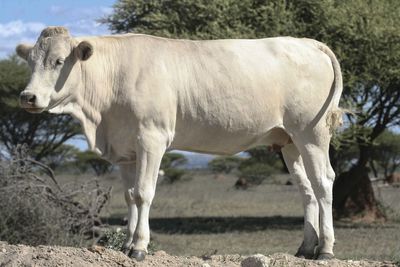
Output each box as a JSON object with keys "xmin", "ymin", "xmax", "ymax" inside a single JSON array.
[{"xmin": 17, "ymin": 26, "xmax": 343, "ymax": 261}]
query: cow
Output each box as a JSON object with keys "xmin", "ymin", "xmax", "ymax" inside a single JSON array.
[{"xmin": 16, "ymin": 26, "xmax": 343, "ymax": 261}]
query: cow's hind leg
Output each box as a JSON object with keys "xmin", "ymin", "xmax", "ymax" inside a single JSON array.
[
  {"xmin": 282, "ymin": 143, "xmax": 319, "ymax": 259},
  {"xmin": 130, "ymin": 130, "xmax": 166, "ymax": 261},
  {"xmin": 293, "ymin": 129, "xmax": 335, "ymax": 260},
  {"xmin": 119, "ymin": 163, "xmax": 138, "ymax": 254}
]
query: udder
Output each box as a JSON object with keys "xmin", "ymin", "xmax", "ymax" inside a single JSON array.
[{"xmin": 259, "ymin": 127, "xmax": 293, "ymax": 152}]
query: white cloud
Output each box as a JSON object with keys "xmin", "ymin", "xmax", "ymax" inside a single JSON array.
[
  {"xmin": 0, "ymin": 5, "xmax": 112, "ymax": 59},
  {"xmin": 0, "ymin": 20, "xmax": 45, "ymax": 38},
  {"xmin": 65, "ymin": 20, "xmax": 109, "ymax": 37},
  {"xmin": 0, "ymin": 20, "xmax": 46, "ymax": 58},
  {"xmin": 60, "ymin": 5, "xmax": 112, "ymax": 36}
]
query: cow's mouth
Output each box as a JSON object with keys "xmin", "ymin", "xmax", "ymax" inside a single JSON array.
[{"xmin": 24, "ymin": 107, "xmax": 45, "ymax": 113}]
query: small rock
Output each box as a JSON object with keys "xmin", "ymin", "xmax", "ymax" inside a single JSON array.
[
  {"xmin": 89, "ymin": 245, "xmax": 105, "ymax": 254},
  {"xmin": 241, "ymin": 254, "xmax": 270, "ymax": 267},
  {"xmin": 154, "ymin": 250, "xmax": 168, "ymax": 257},
  {"xmin": 2, "ymin": 248, "xmax": 6, "ymax": 253},
  {"xmin": 202, "ymin": 263, "xmax": 211, "ymax": 267}
]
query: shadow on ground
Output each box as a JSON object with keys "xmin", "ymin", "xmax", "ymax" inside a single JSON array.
[
  {"xmin": 103, "ymin": 215, "xmax": 399, "ymax": 235},
  {"xmin": 104, "ymin": 216, "xmax": 304, "ymax": 234}
]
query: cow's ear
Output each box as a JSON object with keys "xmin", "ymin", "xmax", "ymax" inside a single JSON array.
[
  {"xmin": 16, "ymin": 44, "xmax": 33, "ymax": 61},
  {"xmin": 75, "ymin": 41, "xmax": 93, "ymax": 61}
]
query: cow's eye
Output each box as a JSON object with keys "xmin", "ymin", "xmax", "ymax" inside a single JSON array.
[{"xmin": 56, "ymin": 59, "xmax": 64, "ymax": 65}]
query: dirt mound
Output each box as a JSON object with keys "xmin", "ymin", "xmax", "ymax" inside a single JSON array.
[{"xmin": 0, "ymin": 242, "xmax": 396, "ymax": 267}]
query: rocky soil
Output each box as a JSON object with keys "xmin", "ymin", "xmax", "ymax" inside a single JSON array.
[{"xmin": 0, "ymin": 242, "xmax": 396, "ymax": 267}]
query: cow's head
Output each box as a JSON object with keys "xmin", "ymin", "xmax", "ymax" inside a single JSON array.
[{"xmin": 16, "ymin": 26, "xmax": 93, "ymax": 113}]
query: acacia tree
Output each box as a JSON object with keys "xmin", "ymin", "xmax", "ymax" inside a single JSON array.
[
  {"xmin": 74, "ymin": 151, "xmax": 113, "ymax": 176},
  {"xmin": 370, "ymin": 131, "xmax": 400, "ymax": 179},
  {"xmin": 102, "ymin": 0, "xmax": 400, "ymax": 219},
  {"xmin": 0, "ymin": 56, "xmax": 81, "ymax": 162},
  {"xmin": 160, "ymin": 152, "xmax": 188, "ymax": 183},
  {"xmin": 101, "ymin": 0, "xmax": 297, "ymax": 39},
  {"xmin": 296, "ymin": 0, "xmax": 400, "ymax": 220}
]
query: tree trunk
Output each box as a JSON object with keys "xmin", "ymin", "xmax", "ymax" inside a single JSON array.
[
  {"xmin": 333, "ymin": 164, "xmax": 385, "ymax": 222},
  {"xmin": 331, "ymin": 140, "xmax": 386, "ymax": 222}
]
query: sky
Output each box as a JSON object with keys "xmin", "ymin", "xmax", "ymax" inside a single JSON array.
[
  {"xmin": 0, "ymin": 0, "xmax": 217, "ymax": 164},
  {"xmin": 0, "ymin": 0, "xmax": 115, "ymax": 150},
  {"xmin": 0, "ymin": 0, "xmax": 115, "ymax": 58}
]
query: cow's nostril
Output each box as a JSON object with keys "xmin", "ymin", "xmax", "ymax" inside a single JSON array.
[
  {"xmin": 27, "ymin": 94, "xmax": 36, "ymax": 104},
  {"xmin": 20, "ymin": 92, "xmax": 37, "ymax": 106}
]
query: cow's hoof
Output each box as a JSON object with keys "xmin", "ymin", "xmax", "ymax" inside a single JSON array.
[
  {"xmin": 122, "ymin": 246, "xmax": 131, "ymax": 255},
  {"xmin": 295, "ymin": 251, "xmax": 314, "ymax": 260},
  {"xmin": 316, "ymin": 253, "xmax": 334, "ymax": 260},
  {"xmin": 121, "ymin": 242, "xmax": 134, "ymax": 255},
  {"xmin": 295, "ymin": 245, "xmax": 316, "ymax": 260},
  {"xmin": 130, "ymin": 250, "xmax": 146, "ymax": 261}
]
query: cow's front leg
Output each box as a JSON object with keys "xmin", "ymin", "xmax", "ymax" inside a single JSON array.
[
  {"xmin": 119, "ymin": 162, "xmax": 138, "ymax": 254},
  {"xmin": 130, "ymin": 131, "xmax": 166, "ymax": 261}
]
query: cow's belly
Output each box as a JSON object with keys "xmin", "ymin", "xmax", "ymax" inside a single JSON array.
[{"xmin": 170, "ymin": 116, "xmax": 290, "ymax": 155}]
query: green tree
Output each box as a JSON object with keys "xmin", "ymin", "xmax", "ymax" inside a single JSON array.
[
  {"xmin": 101, "ymin": 0, "xmax": 296, "ymax": 39},
  {"xmin": 208, "ymin": 156, "xmax": 242, "ymax": 174},
  {"xmin": 237, "ymin": 147, "xmax": 285, "ymax": 186},
  {"xmin": 74, "ymin": 151, "xmax": 113, "ymax": 176},
  {"xmin": 0, "ymin": 56, "xmax": 81, "ymax": 162},
  {"xmin": 39, "ymin": 144, "xmax": 80, "ymax": 171},
  {"xmin": 297, "ymin": 0, "xmax": 400, "ymax": 219},
  {"xmin": 370, "ymin": 131, "xmax": 400, "ymax": 179},
  {"xmin": 160, "ymin": 152, "xmax": 187, "ymax": 183},
  {"xmin": 103, "ymin": 0, "xmax": 400, "ymax": 219}
]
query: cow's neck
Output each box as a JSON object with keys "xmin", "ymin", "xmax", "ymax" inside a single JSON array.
[{"xmin": 75, "ymin": 54, "xmax": 119, "ymax": 153}]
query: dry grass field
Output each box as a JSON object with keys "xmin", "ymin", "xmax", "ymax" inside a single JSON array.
[{"xmin": 61, "ymin": 170, "xmax": 400, "ymax": 262}]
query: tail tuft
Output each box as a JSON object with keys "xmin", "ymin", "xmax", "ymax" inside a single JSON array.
[{"xmin": 326, "ymin": 108, "xmax": 344, "ymax": 134}]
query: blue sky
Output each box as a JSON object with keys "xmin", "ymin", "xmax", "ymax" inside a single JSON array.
[
  {"xmin": 0, "ymin": 0, "xmax": 115, "ymax": 58},
  {"xmin": 0, "ymin": 0, "xmax": 116, "ymax": 149},
  {"xmin": 0, "ymin": 1, "xmax": 219, "ymax": 162}
]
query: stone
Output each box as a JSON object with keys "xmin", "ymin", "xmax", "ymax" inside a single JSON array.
[{"xmin": 241, "ymin": 254, "xmax": 270, "ymax": 267}]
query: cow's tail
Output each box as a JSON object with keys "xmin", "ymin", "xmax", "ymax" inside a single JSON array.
[{"xmin": 307, "ymin": 39, "xmax": 345, "ymax": 133}]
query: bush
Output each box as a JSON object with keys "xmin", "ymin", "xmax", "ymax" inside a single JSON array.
[
  {"xmin": 208, "ymin": 156, "xmax": 242, "ymax": 174},
  {"xmin": 98, "ymin": 228, "xmax": 158, "ymax": 253},
  {"xmin": 0, "ymin": 145, "xmax": 111, "ymax": 246},
  {"xmin": 238, "ymin": 162, "xmax": 276, "ymax": 186},
  {"xmin": 164, "ymin": 168, "xmax": 186, "ymax": 183},
  {"xmin": 160, "ymin": 152, "xmax": 187, "ymax": 183},
  {"xmin": 233, "ymin": 147, "xmax": 286, "ymax": 188},
  {"xmin": 74, "ymin": 150, "xmax": 113, "ymax": 176},
  {"xmin": 98, "ymin": 228, "xmax": 126, "ymax": 250}
]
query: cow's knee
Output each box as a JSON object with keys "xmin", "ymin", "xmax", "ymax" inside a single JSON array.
[
  {"xmin": 315, "ymin": 178, "xmax": 333, "ymax": 205},
  {"xmin": 134, "ymin": 188, "xmax": 154, "ymax": 206},
  {"xmin": 124, "ymin": 188, "xmax": 135, "ymax": 205}
]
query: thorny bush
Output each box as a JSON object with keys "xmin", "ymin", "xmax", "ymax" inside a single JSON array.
[{"xmin": 0, "ymin": 144, "xmax": 111, "ymax": 246}]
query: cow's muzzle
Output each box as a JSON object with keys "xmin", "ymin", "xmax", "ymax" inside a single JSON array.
[{"xmin": 19, "ymin": 92, "xmax": 43, "ymax": 113}]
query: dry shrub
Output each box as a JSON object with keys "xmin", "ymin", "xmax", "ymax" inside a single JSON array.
[{"xmin": 0, "ymin": 144, "xmax": 111, "ymax": 246}]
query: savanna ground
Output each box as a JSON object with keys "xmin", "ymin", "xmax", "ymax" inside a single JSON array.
[{"xmin": 59, "ymin": 170, "xmax": 400, "ymax": 264}]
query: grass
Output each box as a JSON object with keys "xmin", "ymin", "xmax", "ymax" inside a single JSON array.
[{"xmin": 59, "ymin": 170, "xmax": 400, "ymax": 261}]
